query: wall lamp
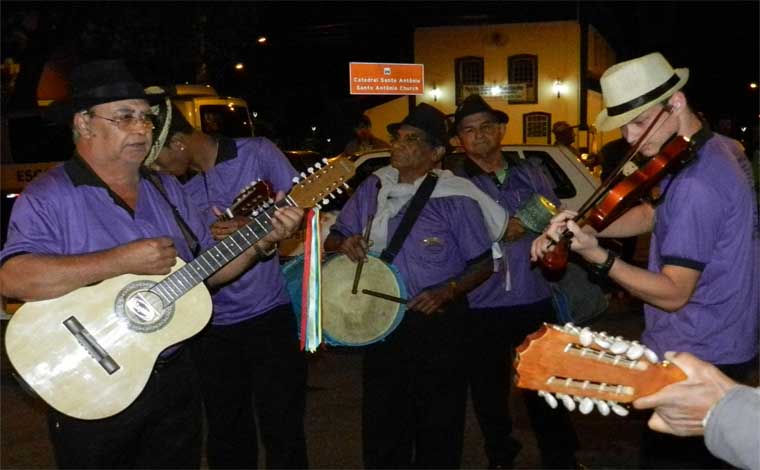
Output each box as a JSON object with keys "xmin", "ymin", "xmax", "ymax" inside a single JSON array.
[
  {"xmin": 552, "ymin": 79, "xmax": 567, "ymax": 99},
  {"xmin": 431, "ymin": 82, "xmax": 441, "ymax": 102}
]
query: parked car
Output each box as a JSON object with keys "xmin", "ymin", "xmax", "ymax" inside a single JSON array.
[{"xmin": 277, "ymin": 144, "xmax": 600, "ymax": 258}]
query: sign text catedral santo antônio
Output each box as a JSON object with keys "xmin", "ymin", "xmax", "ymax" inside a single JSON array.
[{"xmin": 349, "ymin": 62, "xmax": 424, "ymax": 95}]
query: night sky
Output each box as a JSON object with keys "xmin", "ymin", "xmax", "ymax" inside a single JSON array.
[{"xmin": 3, "ymin": 1, "xmax": 758, "ymax": 151}]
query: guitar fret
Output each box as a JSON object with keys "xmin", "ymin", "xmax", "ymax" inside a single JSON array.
[{"xmin": 219, "ymin": 240, "xmax": 237, "ymax": 258}]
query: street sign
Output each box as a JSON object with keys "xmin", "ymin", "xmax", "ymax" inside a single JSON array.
[{"xmin": 349, "ymin": 62, "xmax": 424, "ymax": 95}]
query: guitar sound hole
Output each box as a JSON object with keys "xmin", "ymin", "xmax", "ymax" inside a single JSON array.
[{"xmin": 114, "ymin": 280, "xmax": 175, "ymax": 332}]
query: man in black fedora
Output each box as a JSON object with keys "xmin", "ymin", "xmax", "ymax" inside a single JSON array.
[
  {"xmin": 325, "ymin": 102, "xmax": 504, "ymax": 468},
  {"xmin": 0, "ymin": 59, "xmax": 303, "ymax": 468},
  {"xmin": 448, "ymin": 94, "xmax": 578, "ymax": 469},
  {"xmin": 532, "ymin": 51, "xmax": 758, "ymax": 468}
]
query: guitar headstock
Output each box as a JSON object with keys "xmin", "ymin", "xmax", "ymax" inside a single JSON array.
[
  {"xmin": 515, "ymin": 323, "xmax": 686, "ymax": 415},
  {"xmin": 288, "ymin": 157, "xmax": 356, "ymax": 209},
  {"xmin": 220, "ymin": 180, "xmax": 274, "ymax": 221}
]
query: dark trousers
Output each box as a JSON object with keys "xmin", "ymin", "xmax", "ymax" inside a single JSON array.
[
  {"xmin": 48, "ymin": 348, "xmax": 203, "ymax": 469},
  {"xmin": 639, "ymin": 356, "xmax": 759, "ymax": 469},
  {"xmin": 362, "ymin": 301, "xmax": 469, "ymax": 469},
  {"xmin": 190, "ymin": 304, "xmax": 308, "ymax": 469},
  {"xmin": 468, "ymin": 298, "xmax": 578, "ymax": 468}
]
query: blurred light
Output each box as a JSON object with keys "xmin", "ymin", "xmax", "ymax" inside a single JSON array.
[
  {"xmin": 326, "ymin": 138, "xmax": 332, "ymax": 143},
  {"xmin": 750, "ymin": 82, "xmax": 758, "ymax": 89},
  {"xmin": 740, "ymin": 126, "xmax": 747, "ymax": 132},
  {"xmin": 552, "ymin": 79, "xmax": 567, "ymax": 98},
  {"xmin": 311, "ymin": 126, "xmax": 317, "ymax": 132},
  {"xmin": 490, "ymin": 85, "xmax": 502, "ymax": 96},
  {"xmin": 257, "ymin": 36, "xmax": 267, "ymax": 44},
  {"xmin": 5, "ymin": 193, "xmax": 19, "ymax": 199},
  {"xmin": 252, "ymin": 111, "xmax": 258, "ymax": 118},
  {"xmin": 234, "ymin": 63, "xmax": 244, "ymax": 71},
  {"xmin": 430, "ymin": 82, "xmax": 441, "ymax": 102}
]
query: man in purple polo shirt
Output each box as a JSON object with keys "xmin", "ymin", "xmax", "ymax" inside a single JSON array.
[
  {"xmin": 448, "ymin": 94, "xmax": 578, "ymax": 469},
  {"xmin": 324, "ymin": 103, "xmax": 497, "ymax": 468},
  {"xmin": 532, "ymin": 52, "xmax": 759, "ymax": 468},
  {"xmin": 0, "ymin": 60, "xmax": 302, "ymax": 469},
  {"xmin": 150, "ymin": 106, "xmax": 307, "ymax": 468}
]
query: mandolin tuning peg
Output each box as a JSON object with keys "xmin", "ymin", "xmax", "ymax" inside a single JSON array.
[
  {"xmin": 557, "ymin": 393, "xmax": 576, "ymax": 411},
  {"xmin": 579, "ymin": 327, "xmax": 593, "ymax": 346},
  {"xmin": 314, "ymin": 162, "xmax": 322, "ymax": 169},
  {"xmin": 343, "ymin": 182, "xmax": 350, "ymax": 189},
  {"xmin": 610, "ymin": 339, "xmax": 629, "ymax": 355},
  {"xmin": 579, "ymin": 397, "xmax": 594, "ymax": 415},
  {"xmin": 643, "ymin": 347, "xmax": 659, "ymax": 363},
  {"xmin": 538, "ymin": 391, "xmax": 558, "ymax": 409},
  {"xmin": 626, "ymin": 341, "xmax": 644, "ymax": 360},
  {"xmin": 300, "ymin": 172, "xmax": 307, "ymax": 179},
  {"xmin": 322, "ymin": 198, "xmax": 330, "ymax": 205},
  {"xmin": 322, "ymin": 158, "xmax": 328, "ymax": 164},
  {"xmin": 329, "ymin": 193, "xmax": 336, "ymax": 199},
  {"xmin": 335, "ymin": 188, "xmax": 343, "ymax": 194},
  {"xmin": 308, "ymin": 167, "xmax": 315, "ymax": 174},
  {"xmin": 594, "ymin": 399, "xmax": 610, "ymax": 416},
  {"xmin": 292, "ymin": 177, "xmax": 300, "ymax": 183},
  {"xmin": 609, "ymin": 401, "xmax": 629, "ymax": 417}
]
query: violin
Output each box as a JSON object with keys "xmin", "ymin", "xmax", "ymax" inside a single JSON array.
[{"xmin": 541, "ymin": 109, "xmax": 705, "ymax": 272}]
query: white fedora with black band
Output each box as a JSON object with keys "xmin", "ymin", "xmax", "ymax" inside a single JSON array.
[{"xmin": 594, "ymin": 52, "xmax": 689, "ymax": 132}]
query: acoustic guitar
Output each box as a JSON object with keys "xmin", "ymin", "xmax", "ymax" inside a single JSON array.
[
  {"xmin": 514, "ymin": 323, "xmax": 687, "ymax": 416},
  {"xmin": 5, "ymin": 157, "xmax": 355, "ymax": 420}
]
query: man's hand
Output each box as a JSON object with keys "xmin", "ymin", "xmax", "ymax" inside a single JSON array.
[
  {"xmin": 632, "ymin": 352, "xmax": 738, "ymax": 436},
  {"xmin": 115, "ymin": 237, "xmax": 178, "ymax": 275},
  {"xmin": 338, "ymin": 234, "xmax": 369, "ymax": 263},
  {"xmin": 261, "ymin": 192, "xmax": 304, "ymax": 245},
  {"xmin": 530, "ymin": 210, "xmax": 603, "ymax": 263},
  {"xmin": 210, "ymin": 214, "xmax": 249, "ymax": 241},
  {"xmin": 407, "ymin": 283, "xmax": 455, "ymax": 316}
]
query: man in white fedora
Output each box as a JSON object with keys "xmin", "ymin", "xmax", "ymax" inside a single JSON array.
[{"xmin": 531, "ymin": 52, "xmax": 758, "ymax": 468}]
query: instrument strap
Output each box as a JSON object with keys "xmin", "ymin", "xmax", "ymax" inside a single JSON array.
[
  {"xmin": 380, "ymin": 172, "xmax": 439, "ymax": 264},
  {"xmin": 146, "ymin": 172, "xmax": 201, "ymax": 257}
]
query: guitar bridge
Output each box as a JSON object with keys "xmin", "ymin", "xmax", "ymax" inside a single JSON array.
[{"xmin": 63, "ymin": 316, "xmax": 120, "ymax": 375}]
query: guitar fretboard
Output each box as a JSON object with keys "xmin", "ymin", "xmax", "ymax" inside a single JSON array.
[{"xmin": 150, "ymin": 197, "xmax": 293, "ymax": 306}]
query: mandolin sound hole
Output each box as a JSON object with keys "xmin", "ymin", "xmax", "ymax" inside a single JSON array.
[{"xmin": 114, "ymin": 280, "xmax": 175, "ymax": 332}]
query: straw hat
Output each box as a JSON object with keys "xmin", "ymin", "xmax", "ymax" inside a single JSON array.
[{"xmin": 594, "ymin": 52, "xmax": 689, "ymax": 132}]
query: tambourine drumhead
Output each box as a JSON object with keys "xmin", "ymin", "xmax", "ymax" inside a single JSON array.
[{"xmin": 282, "ymin": 253, "xmax": 406, "ymax": 347}]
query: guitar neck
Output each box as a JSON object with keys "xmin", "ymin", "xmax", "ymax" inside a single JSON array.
[{"xmin": 151, "ymin": 198, "xmax": 293, "ymax": 304}]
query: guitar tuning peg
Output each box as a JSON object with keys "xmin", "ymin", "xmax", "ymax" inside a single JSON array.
[
  {"xmin": 322, "ymin": 158, "xmax": 329, "ymax": 164},
  {"xmin": 594, "ymin": 398, "xmax": 610, "ymax": 416},
  {"xmin": 579, "ymin": 397, "xmax": 594, "ymax": 415},
  {"xmin": 308, "ymin": 167, "xmax": 315, "ymax": 174},
  {"xmin": 579, "ymin": 327, "xmax": 593, "ymax": 346},
  {"xmin": 594, "ymin": 334, "xmax": 611, "ymax": 349},
  {"xmin": 557, "ymin": 393, "xmax": 575, "ymax": 411},
  {"xmin": 322, "ymin": 198, "xmax": 329, "ymax": 205},
  {"xmin": 314, "ymin": 162, "xmax": 322, "ymax": 169},
  {"xmin": 609, "ymin": 401, "xmax": 629, "ymax": 417},
  {"xmin": 315, "ymin": 203, "xmax": 322, "ymax": 210},
  {"xmin": 336, "ymin": 188, "xmax": 343, "ymax": 194},
  {"xmin": 300, "ymin": 172, "xmax": 307, "ymax": 179},
  {"xmin": 329, "ymin": 193, "xmax": 336, "ymax": 199},
  {"xmin": 343, "ymin": 182, "xmax": 350, "ymax": 189},
  {"xmin": 538, "ymin": 391, "xmax": 558, "ymax": 409},
  {"xmin": 292, "ymin": 177, "xmax": 300, "ymax": 183}
]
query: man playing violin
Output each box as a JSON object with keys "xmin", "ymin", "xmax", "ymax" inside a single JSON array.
[{"xmin": 531, "ymin": 52, "xmax": 758, "ymax": 468}]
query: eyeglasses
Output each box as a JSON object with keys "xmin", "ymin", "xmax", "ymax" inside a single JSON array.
[
  {"xmin": 87, "ymin": 112, "xmax": 157, "ymax": 131},
  {"xmin": 459, "ymin": 121, "xmax": 500, "ymax": 136},
  {"xmin": 390, "ymin": 133, "xmax": 429, "ymax": 146}
]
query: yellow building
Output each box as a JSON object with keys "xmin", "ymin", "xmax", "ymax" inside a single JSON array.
[{"xmin": 365, "ymin": 20, "xmax": 621, "ymax": 152}]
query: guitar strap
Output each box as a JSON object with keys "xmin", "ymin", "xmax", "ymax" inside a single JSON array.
[
  {"xmin": 379, "ymin": 172, "xmax": 438, "ymax": 264},
  {"xmin": 146, "ymin": 172, "xmax": 201, "ymax": 257}
]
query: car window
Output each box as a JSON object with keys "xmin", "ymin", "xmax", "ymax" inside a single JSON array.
[
  {"xmin": 199, "ymin": 105, "xmax": 252, "ymax": 137},
  {"xmin": 522, "ymin": 150, "xmax": 577, "ymax": 199}
]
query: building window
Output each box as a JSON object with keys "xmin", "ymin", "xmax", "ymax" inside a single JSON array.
[
  {"xmin": 522, "ymin": 112, "xmax": 551, "ymax": 144},
  {"xmin": 455, "ymin": 56, "xmax": 484, "ymax": 105},
  {"xmin": 508, "ymin": 55, "xmax": 538, "ymax": 104}
]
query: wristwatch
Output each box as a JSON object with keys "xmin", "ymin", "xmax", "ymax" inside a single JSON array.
[{"xmin": 591, "ymin": 250, "xmax": 617, "ymax": 277}]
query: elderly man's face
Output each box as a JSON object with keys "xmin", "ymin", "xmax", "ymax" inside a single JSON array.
[
  {"xmin": 81, "ymin": 99, "xmax": 154, "ymax": 164},
  {"xmin": 456, "ymin": 112, "xmax": 505, "ymax": 157},
  {"xmin": 390, "ymin": 124, "xmax": 440, "ymax": 176}
]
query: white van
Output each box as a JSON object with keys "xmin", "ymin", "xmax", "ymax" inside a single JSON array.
[{"xmin": 169, "ymin": 84, "xmax": 254, "ymax": 137}]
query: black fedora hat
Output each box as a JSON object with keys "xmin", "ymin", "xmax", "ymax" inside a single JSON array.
[
  {"xmin": 387, "ymin": 103, "xmax": 449, "ymax": 147},
  {"xmin": 452, "ymin": 94, "xmax": 509, "ymax": 129},
  {"xmin": 46, "ymin": 59, "xmax": 162, "ymax": 125}
]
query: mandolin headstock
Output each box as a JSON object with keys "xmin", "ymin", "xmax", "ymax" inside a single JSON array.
[{"xmin": 515, "ymin": 323, "xmax": 686, "ymax": 416}]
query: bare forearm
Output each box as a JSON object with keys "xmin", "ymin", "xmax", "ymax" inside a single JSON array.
[
  {"xmin": 206, "ymin": 246, "xmax": 258, "ymax": 288},
  {"xmin": 450, "ymin": 254, "xmax": 492, "ymax": 299},
  {"xmin": 0, "ymin": 252, "xmax": 128, "ymax": 301},
  {"xmin": 597, "ymin": 203, "xmax": 654, "ymax": 238}
]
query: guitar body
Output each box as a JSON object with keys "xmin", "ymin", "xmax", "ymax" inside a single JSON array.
[{"xmin": 5, "ymin": 258, "xmax": 212, "ymax": 420}]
